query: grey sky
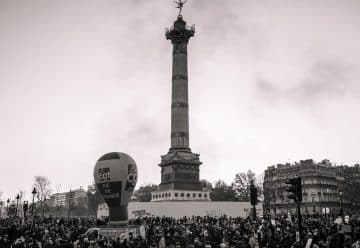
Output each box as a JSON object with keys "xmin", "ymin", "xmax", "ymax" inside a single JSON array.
[{"xmin": 0, "ymin": 0, "xmax": 359, "ymax": 200}]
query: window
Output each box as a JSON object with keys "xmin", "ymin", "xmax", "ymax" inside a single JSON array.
[
  {"xmin": 174, "ymin": 193, "xmax": 178, "ymax": 197},
  {"xmin": 162, "ymin": 193, "xmax": 164, "ymax": 198},
  {"xmin": 193, "ymin": 193, "xmax": 196, "ymax": 198},
  {"xmin": 180, "ymin": 193, "xmax": 184, "ymax": 197},
  {"xmin": 198, "ymin": 193, "xmax": 202, "ymax": 198},
  {"xmin": 186, "ymin": 193, "xmax": 190, "ymax": 198},
  {"xmin": 204, "ymin": 194, "xmax": 208, "ymax": 198}
]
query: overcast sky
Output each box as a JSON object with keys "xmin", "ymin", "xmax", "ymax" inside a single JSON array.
[{"xmin": 1, "ymin": 0, "xmax": 360, "ymax": 200}]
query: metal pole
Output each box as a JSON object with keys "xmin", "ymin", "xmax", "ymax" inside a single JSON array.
[
  {"xmin": 32, "ymin": 194, "xmax": 35, "ymax": 216},
  {"xmin": 252, "ymin": 203, "xmax": 256, "ymax": 221},
  {"xmin": 67, "ymin": 190, "xmax": 71, "ymax": 218},
  {"xmin": 250, "ymin": 180, "xmax": 257, "ymax": 221},
  {"xmin": 6, "ymin": 199, "xmax": 10, "ymax": 217},
  {"xmin": 16, "ymin": 195, "xmax": 19, "ymax": 217},
  {"xmin": 23, "ymin": 201, "xmax": 28, "ymax": 219},
  {"xmin": 297, "ymin": 201, "xmax": 303, "ymax": 242},
  {"xmin": 42, "ymin": 199, "xmax": 46, "ymax": 219},
  {"xmin": 273, "ymin": 191, "xmax": 277, "ymax": 217}
]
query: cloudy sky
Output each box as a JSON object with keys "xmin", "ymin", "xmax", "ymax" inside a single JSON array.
[{"xmin": 0, "ymin": 0, "xmax": 359, "ymax": 200}]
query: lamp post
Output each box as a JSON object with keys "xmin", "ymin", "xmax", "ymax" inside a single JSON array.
[
  {"xmin": 250, "ymin": 180, "xmax": 258, "ymax": 221},
  {"xmin": 16, "ymin": 194, "xmax": 20, "ymax": 217},
  {"xmin": 23, "ymin": 201, "xmax": 28, "ymax": 219},
  {"xmin": 31, "ymin": 188, "xmax": 37, "ymax": 217},
  {"xmin": 42, "ymin": 197, "xmax": 47, "ymax": 219},
  {"xmin": 6, "ymin": 199, "xmax": 10, "ymax": 216}
]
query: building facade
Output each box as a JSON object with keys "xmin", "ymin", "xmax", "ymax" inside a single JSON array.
[
  {"xmin": 49, "ymin": 188, "xmax": 87, "ymax": 208},
  {"xmin": 263, "ymin": 159, "xmax": 358, "ymax": 216},
  {"xmin": 335, "ymin": 164, "xmax": 360, "ymax": 212}
]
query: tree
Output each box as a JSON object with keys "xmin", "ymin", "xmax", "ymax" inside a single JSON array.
[
  {"xmin": 200, "ymin": 179, "xmax": 213, "ymax": 190},
  {"xmin": 7, "ymin": 202, "xmax": 17, "ymax": 217},
  {"xmin": 33, "ymin": 176, "xmax": 52, "ymax": 218},
  {"xmin": 133, "ymin": 184, "xmax": 158, "ymax": 202},
  {"xmin": 210, "ymin": 180, "xmax": 238, "ymax": 201},
  {"xmin": 18, "ymin": 190, "xmax": 25, "ymax": 201},
  {"xmin": 232, "ymin": 170, "xmax": 263, "ymax": 202},
  {"xmin": 75, "ymin": 195, "xmax": 87, "ymax": 217}
]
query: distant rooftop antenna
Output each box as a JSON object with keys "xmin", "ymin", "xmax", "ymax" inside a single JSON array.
[{"xmin": 174, "ymin": 0, "xmax": 188, "ymax": 17}]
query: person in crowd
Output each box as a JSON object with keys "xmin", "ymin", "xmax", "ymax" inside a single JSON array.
[{"xmin": 0, "ymin": 213, "xmax": 359, "ymax": 247}]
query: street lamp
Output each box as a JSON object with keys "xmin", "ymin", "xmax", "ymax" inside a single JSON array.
[
  {"xmin": 32, "ymin": 187, "xmax": 37, "ymax": 217},
  {"xmin": 16, "ymin": 194, "xmax": 20, "ymax": 217},
  {"xmin": 23, "ymin": 201, "xmax": 28, "ymax": 219},
  {"xmin": 42, "ymin": 197, "xmax": 47, "ymax": 219},
  {"xmin": 6, "ymin": 199, "xmax": 10, "ymax": 217}
]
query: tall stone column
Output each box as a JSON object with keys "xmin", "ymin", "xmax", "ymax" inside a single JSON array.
[
  {"xmin": 166, "ymin": 16, "xmax": 195, "ymax": 151},
  {"xmin": 153, "ymin": 14, "xmax": 207, "ymax": 199}
]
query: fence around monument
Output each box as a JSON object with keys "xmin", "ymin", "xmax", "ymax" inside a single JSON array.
[{"xmin": 97, "ymin": 202, "xmax": 263, "ymax": 219}]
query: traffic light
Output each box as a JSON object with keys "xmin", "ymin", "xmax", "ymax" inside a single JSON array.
[
  {"xmin": 23, "ymin": 201, "xmax": 28, "ymax": 212},
  {"xmin": 285, "ymin": 176, "xmax": 302, "ymax": 202},
  {"xmin": 250, "ymin": 181, "xmax": 258, "ymax": 205},
  {"xmin": 23, "ymin": 201, "xmax": 29, "ymax": 218}
]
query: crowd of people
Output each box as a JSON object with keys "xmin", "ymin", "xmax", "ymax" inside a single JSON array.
[{"xmin": 0, "ymin": 213, "xmax": 359, "ymax": 247}]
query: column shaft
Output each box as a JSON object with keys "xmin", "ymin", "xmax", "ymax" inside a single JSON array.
[{"xmin": 171, "ymin": 42, "xmax": 189, "ymax": 150}]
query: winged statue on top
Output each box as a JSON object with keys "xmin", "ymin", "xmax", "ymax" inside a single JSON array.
[{"xmin": 174, "ymin": 0, "xmax": 188, "ymax": 16}]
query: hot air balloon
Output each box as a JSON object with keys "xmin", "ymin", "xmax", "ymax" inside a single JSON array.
[{"xmin": 94, "ymin": 152, "xmax": 137, "ymax": 225}]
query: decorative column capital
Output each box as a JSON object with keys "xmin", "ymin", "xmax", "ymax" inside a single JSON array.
[{"xmin": 165, "ymin": 16, "xmax": 195, "ymax": 44}]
